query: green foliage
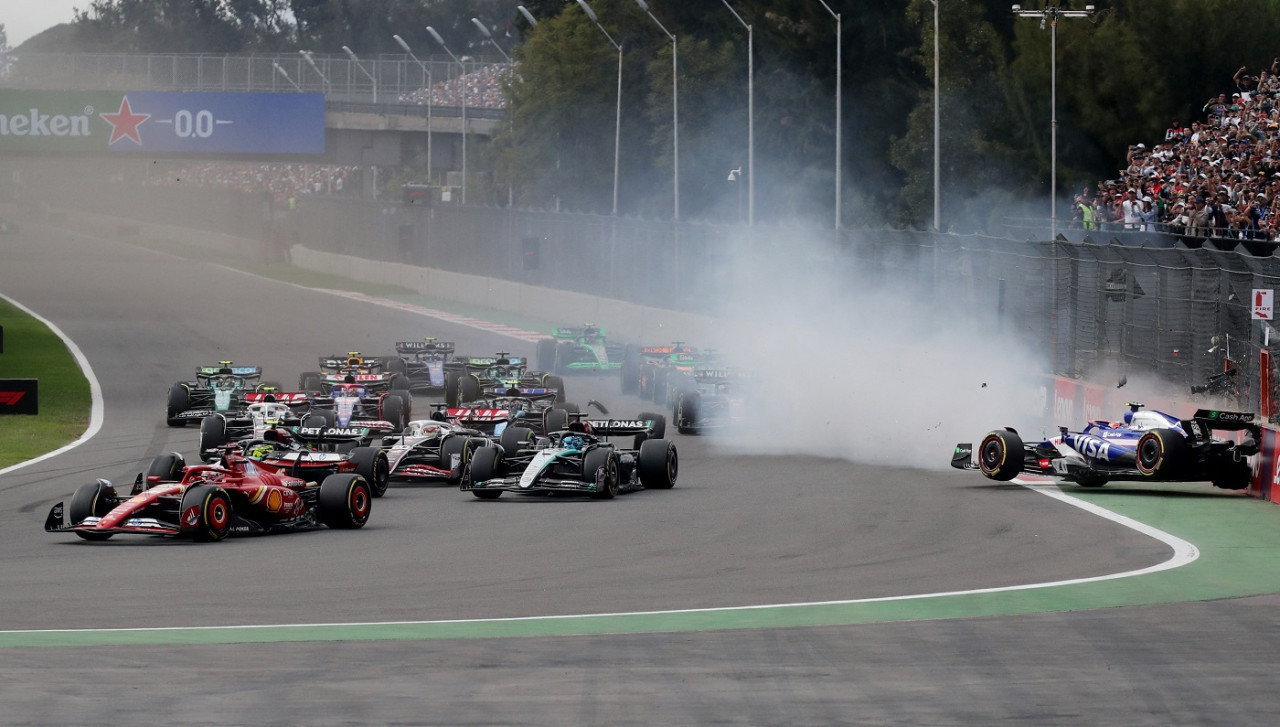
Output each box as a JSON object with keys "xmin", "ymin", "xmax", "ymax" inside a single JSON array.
[
  {"xmin": 0, "ymin": 299, "xmax": 91, "ymax": 470},
  {"xmin": 60, "ymin": 0, "xmax": 1280, "ymax": 230}
]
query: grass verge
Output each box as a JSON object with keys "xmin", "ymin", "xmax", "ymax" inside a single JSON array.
[{"xmin": 0, "ymin": 298, "xmax": 91, "ymax": 470}]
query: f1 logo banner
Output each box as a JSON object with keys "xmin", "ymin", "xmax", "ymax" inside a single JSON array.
[
  {"xmin": 0, "ymin": 379, "xmax": 37, "ymax": 415},
  {"xmin": 0, "ymin": 90, "xmax": 325, "ymax": 155}
]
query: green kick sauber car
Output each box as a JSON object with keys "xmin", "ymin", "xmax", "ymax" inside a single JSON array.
[{"xmin": 536, "ymin": 325, "xmax": 627, "ymax": 373}]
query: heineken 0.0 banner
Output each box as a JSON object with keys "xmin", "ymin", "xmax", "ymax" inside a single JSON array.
[{"xmin": 0, "ymin": 90, "xmax": 325, "ymax": 154}]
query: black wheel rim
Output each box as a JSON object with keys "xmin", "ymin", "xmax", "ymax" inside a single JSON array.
[{"xmin": 980, "ymin": 437, "xmax": 1004, "ymax": 471}]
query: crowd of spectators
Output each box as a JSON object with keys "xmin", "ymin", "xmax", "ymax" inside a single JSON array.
[
  {"xmin": 1075, "ymin": 62, "xmax": 1280, "ymax": 240},
  {"xmin": 144, "ymin": 162, "xmax": 362, "ymax": 204},
  {"xmin": 398, "ymin": 63, "xmax": 507, "ymax": 110}
]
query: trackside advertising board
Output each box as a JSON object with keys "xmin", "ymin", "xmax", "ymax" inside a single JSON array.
[{"xmin": 0, "ymin": 90, "xmax": 324, "ymax": 154}]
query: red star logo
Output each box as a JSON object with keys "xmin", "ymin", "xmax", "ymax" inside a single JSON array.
[{"xmin": 99, "ymin": 96, "xmax": 150, "ymax": 146}]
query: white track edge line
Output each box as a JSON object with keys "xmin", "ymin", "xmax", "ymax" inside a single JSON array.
[
  {"xmin": 0, "ymin": 293, "xmax": 105, "ymax": 477},
  {"xmin": 0, "ymin": 478, "xmax": 1197, "ymax": 636}
]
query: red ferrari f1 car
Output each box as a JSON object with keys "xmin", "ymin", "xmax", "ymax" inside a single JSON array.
[{"xmin": 44, "ymin": 449, "xmax": 372, "ymax": 542}]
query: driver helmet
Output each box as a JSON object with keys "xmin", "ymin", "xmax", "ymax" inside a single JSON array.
[
  {"xmin": 248, "ymin": 442, "xmax": 276, "ymax": 458},
  {"xmin": 563, "ymin": 435, "xmax": 584, "ymax": 450}
]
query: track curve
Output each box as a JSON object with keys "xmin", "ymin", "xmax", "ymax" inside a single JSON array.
[{"xmin": 3, "ymin": 224, "xmax": 1278, "ymax": 724}]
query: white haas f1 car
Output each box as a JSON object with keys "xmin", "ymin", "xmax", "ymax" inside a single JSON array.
[
  {"xmin": 952, "ymin": 404, "xmax": 1259, "ymax": 490},
  {"xmin": 461, "ymin": 416, "xmax": 676, "ymax": 500},
  {"xmin": 381, "ymin": 419, "xmax": 491, "ymax": 485}
]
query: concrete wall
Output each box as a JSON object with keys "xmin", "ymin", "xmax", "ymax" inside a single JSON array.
[{"xmin": 289, "ymin": 245, "xmax": 727, "ymax": 347}]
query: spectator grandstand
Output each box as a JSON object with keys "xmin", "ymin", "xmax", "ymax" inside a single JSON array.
[
  {"xmin": 143, "ymin": 162, "xmax": 363, "ymax": 204},
  {"xmin": 1076, "ymin": 62, "xmax": 1280, "ymax": 240},
  {"xmin": 398, "ymin": 63, "xmax": 508, "ymax": 110}
]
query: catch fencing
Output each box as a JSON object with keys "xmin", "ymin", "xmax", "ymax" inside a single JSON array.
[
  {"xmin": 0, "ymin": 52, "xmax": 507, "ymax": 107},
  {"xmin": 19, "ymin": 169, "xmax": 1280, "ymax": 416}
]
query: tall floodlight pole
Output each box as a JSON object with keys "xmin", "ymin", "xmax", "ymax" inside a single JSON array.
[
  {"xmin": 426, "ymin": 26, "xmax": 467, "ymax": 204},
  {"xmin": 393, "ymin": 34, "xmax": 433, "ymax": 183},
  {"xmin": 814, "ymin": 1, "xmax": 841, "ymax": 229},
  {"xmin": 575, "ymin": 0, "xmax": 622, "ymax": 217},
  {"xmin": 299, "ymin": 50, "xmax": 332, "ymax": 92},
  {"xmin": 932, "ymin": 0, "xmax": 940, "ymax": 232},
  {"xmin": 342, "ymin": 46, "xmax": 377, "ymax": 103},
  {"xmin": 471, "ymin": 18, "xmax": 512, "ymax": 62},
  {"xmin": 721, "ymin": 1, "xmax": 753, "ymax": 225},
  {"xmin": 517, "ymin": 6, "xmax": 539, "ymax": 27},
  {"xmin": 1012, "ymin": 3, "xmax": 1095, "ymax": 238},
  {"xmin": 273, "ymin": 62, "xmax": 302, "ymax": 92},
  {"xmin": 634, "ymin": 0, "xmax": 679, "ymax": 221}
]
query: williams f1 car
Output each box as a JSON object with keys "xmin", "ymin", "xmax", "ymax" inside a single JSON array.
[
  {"xmin": 44, "ymin": 449, "xmax": 373, "ymax": 542},
  {"xmin": 386, "ymin": 338, "xmax": 455, "ymax": 395},
  {"xmin": 952, "ymin": 404, "xmax": 1259, "ymax": 490},
  {"xmin": 673, "ymin": 368, "xmax": 746, "ymax": 435}
]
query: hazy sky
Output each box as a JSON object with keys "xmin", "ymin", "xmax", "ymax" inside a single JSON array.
[{"xmin": 3, "ymin": 0, "xmax": 80, "ymax": 48}]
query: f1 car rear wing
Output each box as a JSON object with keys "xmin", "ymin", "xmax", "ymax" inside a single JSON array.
[
  {"xmin": 580, "ymin": 418, "xmax": 660, "ymax": 436},
  {"xmin": 243, "ymin": 391, "xmax": 309, "ymax": 405},
  {"xmin": 552, "ymin": 324, "xmax": 606, "ymax": 339},
  {"xmin": 1188, "ymin": 409, "xmax": 1257, "ymax": 430},
  {"xmin": 290, "ymin": 425, "xmax": 373, "ymax": 442},
  {"xmin": 396, "ymin": 340, "xmax": 456, "ymax": 356},
  {"xmin": 319, "ymin": 353, "xmax": 383, "ymax": 371},
  {"xmin": 197, "ymin": 364, "xmax": 262, "ymax": 377}
]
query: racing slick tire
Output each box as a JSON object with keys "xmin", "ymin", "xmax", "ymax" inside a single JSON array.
[
  {"xmin": 633, "ymin": 411, "xmax": 667, "ymax": 448},
  {"xmin": 317, "ymin": 474, "xmax": 372, "ymax": 529},
  {"xmin": 638, "ymin": 439, "xmax": 678, "ymax": 489},
  {"xmin": 1135, "ymin": 428, "xmax": 1189, "ymax": 478},
  {"xmin": 445, "ymin": 370, "xmax": 462, "ymax": 408},
  {"xmin": 621, "ymin": 359, "xmax": 640, "ymax": 395},
  {"xmin": 1210, "ymin": 452, "xmax": 1252, "ymax": 490},
  {"xmin": 543, "ymin": 375, "xmax": 567, "ymax": 402},
  {"xmin": 536, "ymin": 338, "xmax": 557, "ymax": 372},
  {"xmin": 145, "ymin": 452, "xmax": 186, "ymax": 488},
  {"xmin": 68, "ymin": 480, "xmax": 119, "ymax": 540},
  {"xmin": 389, "ymin": 373, "xmax": 412, "ymax": 393},
  {"xmin": 380, "ymin": 394, "xmax": 407, "ymax": 431},
  {"xmin": 179, "ymin": 485, "xmax": 234, "ymax": 542},
  {"xmin": 468, "ymin": 446, "xmax": 503, "ymax": 498},
  {"xmin": 555, "ymin": 341, "xmax": 576, "ymax": 373},
  {"xmin": 651, "ymin": 368, "xmax": 671, "ymax": 405},
  {"xmin": 348, "ymin": 447, "xmax": 390, "ymax": 498},
  {"xmin": 977, "ymin": 430, "xmax": 1024, "ymax": 481},
  {"xmin": 459, "ymin": 374, "xmax": 481, "ymax": 405},
  {"xmin": 166, "ymin": 383, "xmax": 190, "ymax": 427},
  {"xmin": 385, "ymin": 356, "xmax": 408, "ymax": 375},
  {"xmin": 198, "ymin": 415, "xmax": 229, "ymax": 462},
  {"xmin": 500, "ymin": 426, "xmax": 536, "ymax": 455},
  {"xmin": 638, "ymin": 363, "xmax": 657, "ymax": 399},
  {"xmin": 543, "ymin": 407, "xmax": 569, "ymax": 434},
  {"xmin": 439, "ymin": 435, "xmax": 475, "ymax": 483},
  {"xmin": 676, "ymin": 392, "xmax": 701, "ymax": 434},
  {"xmin": 584, "ymin": 448, "xmax": 620, "ymax": 500},
  {"xmin": 299, "ymin": 371, "xmax": 323, "ymax": 392}
]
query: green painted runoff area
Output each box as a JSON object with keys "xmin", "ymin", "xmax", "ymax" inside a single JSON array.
[{"xmin": 3, "ymin": 483, "xmax": 1279, "ymax": 648}]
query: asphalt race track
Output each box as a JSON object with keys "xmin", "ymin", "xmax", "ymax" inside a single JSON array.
[{"xmin": 3, "ymin": 224, "xmax": 1280, "ymax": 725}]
